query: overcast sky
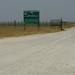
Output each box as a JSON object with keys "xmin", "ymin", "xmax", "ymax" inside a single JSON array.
[{"xmin": 0, "ymin": 0, "xmax": 75, "ymax": 22}]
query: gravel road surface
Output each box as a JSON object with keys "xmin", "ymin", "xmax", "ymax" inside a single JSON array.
[{"xmin": 0, "ymin": 27, "xmax": 75, "ymax": 75}]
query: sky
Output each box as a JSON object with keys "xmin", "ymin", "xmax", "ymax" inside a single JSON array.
[{"xmin": 0, "ymin": 0, "xmax": 75, "ymax": 22}]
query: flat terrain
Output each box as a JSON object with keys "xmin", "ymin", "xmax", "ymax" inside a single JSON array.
[{"xmin": 0, "ymin": 27, "xmax": 75, "ymax": 75}]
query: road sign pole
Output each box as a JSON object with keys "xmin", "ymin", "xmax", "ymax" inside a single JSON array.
[
  {"xmin": 38, "ymin": 21, "xmax": 40, "ymax": 30},
  {"xmin": 24, "ymin": 23, "xmax": 26, "ymax": 30}
]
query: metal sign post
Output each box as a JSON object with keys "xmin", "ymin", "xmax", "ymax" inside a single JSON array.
[
  {"xmin": 38, "ymin": 21, "xmax": 40, "ymax": 30},
  {"xmin": 24, "ymin": 23, "xmax": 26, "ymax": 30}
]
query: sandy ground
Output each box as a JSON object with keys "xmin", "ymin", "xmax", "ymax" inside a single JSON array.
[{"xmin": 0, "ymin": 27, "xmax": 75, "ymax": 75}]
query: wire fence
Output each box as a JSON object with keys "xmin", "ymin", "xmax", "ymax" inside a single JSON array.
[
  {"xmin": 0, "ymin": 21, "xmax": 52, "ymax": 30},
  {"xmin": 0, "ymin": 21, "xmax": 75, "ymax": 29},
  {"xmin": 0, "ymin": 21, "xmax": 24, "ymax": 26}
]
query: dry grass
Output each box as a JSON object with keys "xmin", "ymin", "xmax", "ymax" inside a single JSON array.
[
  {"xmin": 63, "ymin": 23, "xmax": 75, "ymax": 29},
  {"xmin": 0, "ymin": 24, "xmax": 75, "ymax": 38}
]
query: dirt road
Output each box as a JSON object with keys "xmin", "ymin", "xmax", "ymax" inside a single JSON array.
[{"xmin": 0, "ymin": 27, "xmax": 75, "ymax": 75}]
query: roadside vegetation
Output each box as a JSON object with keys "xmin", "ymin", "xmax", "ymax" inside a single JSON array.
[{"xmin": 0, "ymin": 24, "xmax": 75, "ymax": 38}]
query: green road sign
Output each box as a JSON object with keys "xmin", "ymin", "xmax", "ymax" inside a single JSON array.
[{"xmin": 23, "ymin": 10, "xmax": 40, "ymax": 24}]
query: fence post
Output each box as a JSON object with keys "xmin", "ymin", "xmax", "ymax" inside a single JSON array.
[
  {"xmin": 46, "ymin": 20, "xmax": 47, "ymax": 25},
  {"xmin": 50, "ymin": 20, "xmax": 51, "ymax": 28},
  {"xmin": 24, "ymin": 23, "xmax": 26, "ymax": 30},
  {"xmin": 60, "ymin": 18, "xmax": 63, "ymax": 30},
  {"xmin": 14, "ymin": 20, "xmax": 16, "ymax": 27},
  {"xmin": 42, "ymin": 21, "xmax": 44, "ymax": 27}
]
